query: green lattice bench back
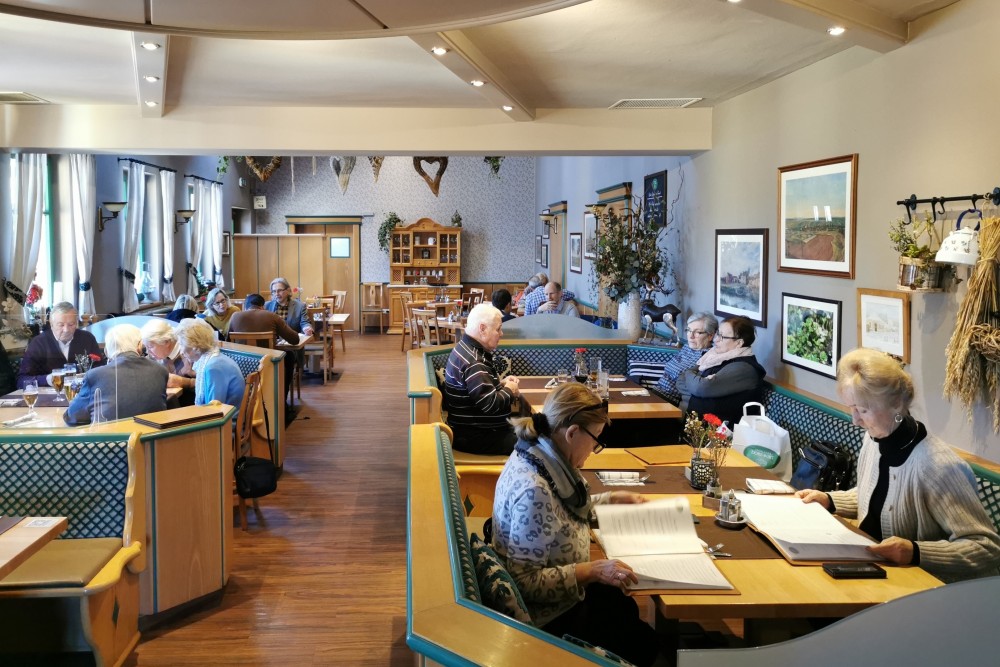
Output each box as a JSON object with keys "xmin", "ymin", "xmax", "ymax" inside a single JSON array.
[
  {"xmin": 436, "ymin": 427, "xmax": 482, "ymax": 604},
  {"xmin": 220, "ymin": 348, "xmax": 266, "ymax": 379},
  {"xmin": 968, "ymin": 462, "xmax": 1000, "ymax": 532}
]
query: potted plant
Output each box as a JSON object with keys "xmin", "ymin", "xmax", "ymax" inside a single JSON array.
[
  {"xmin": 889, "ymin": 212, "xmax": 945, "ymax": 291},
  {"xmin": 378, "ymin": 211, "xmax": 404, "ymax": 254},
  {"xmin": 451, "ymin": 210, "xmax": 463, "ymax": 228},
  {"xmin": 591, "ymin": 199, "xmax": 668, "ymax": 339}
]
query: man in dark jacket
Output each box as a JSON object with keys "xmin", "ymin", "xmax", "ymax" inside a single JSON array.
[{"xmin": 18, "ymin": 301, "xmax": 102, "ymax": 389}]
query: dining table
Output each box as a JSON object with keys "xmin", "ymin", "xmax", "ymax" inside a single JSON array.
[
  {"xmin": 1, "ymin": 386, "xmax": 183, "ymax": 427},
  {"xmin": 517, "ymin": 376, "xmax": 682, "ymax": 420},
  {"xmin": 0, "ymin": 516, "xmax": 68, "ymax": 580}
]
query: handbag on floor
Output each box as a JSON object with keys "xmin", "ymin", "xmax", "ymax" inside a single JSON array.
[{"xmin": 234, "ymin": 399, "xmax": 278, "ymax": 499}]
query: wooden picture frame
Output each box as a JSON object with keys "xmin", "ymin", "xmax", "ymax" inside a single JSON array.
[
  {"xmin": 222, "ymin": 232, "xmax": 231, "ymax": 257},
  {"xmin": 715, "ymin": 228, "xmax": 768, "ymax": 328},
  {"xmin": 781, "ymin": 293, "xmax": 842, "ymax": 379},
  {"xmin": 569, "ymin": 233, "xmax": 583, "ymax": 274},
  {"xmin": 541, "ymin": 243, "xmax": 549, "ymax": 269},
  {"xmin": 643, "ymin": 170, "xmax": 668, "ymax": 228},
  {"xmin": 777, "ymin": 154, "xmax": 858, "ymax": 278},
  {"xmin": 583, "ymin": 212, "xmax": 598, "ymax": 259},
  {"xmin": 535, "ymin": 235, "xmax": 542, "ymax": 263},
  {"xmin": 857, "ymin": 288, "xmax": 911, "ymax": 363}
]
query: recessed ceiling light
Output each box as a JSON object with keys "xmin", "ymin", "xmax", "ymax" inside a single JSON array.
[
  {"xmin": 727, "ymin": 0, "xmax": 742, "ymax": 3},
  {"xmin": 144, "ymin": 100, "xmax": 158, "ymax": 107},
  {"xmin": 470, "ymin": 80, "xmax": 486, "ymax": 87},
  {"xmin": 431, "ymin": 46, "xmax": 448, "ymax": 56},
  {"xmin": 139, "ymin": 41, "xmax": 161, "ymax": 51},
  {"xmin": 827, "ymin": 26, "xmax": 846, "ymax": 36},
  {"xmin": 143, "ymin": 75, "xmax": 160, "ymax": 83},
  {"xmin": 502, "ymin": 105, "xmax": 513, "ymax": 112}
]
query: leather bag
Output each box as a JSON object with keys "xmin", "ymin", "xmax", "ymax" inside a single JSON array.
[{"xmin": 790, "ymin": 440, "xmax": 853, "ymax": 492}]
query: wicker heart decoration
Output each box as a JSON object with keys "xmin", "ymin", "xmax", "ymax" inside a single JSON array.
[
  {"xmin": 245, "ymin": 156, "xmax": 282, "ymax": 182},
  {"xmin": 413, "ymin": 157, "xmax": 448, "ymax": 196}
]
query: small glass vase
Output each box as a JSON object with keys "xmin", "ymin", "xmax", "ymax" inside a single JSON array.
[{"xmin": 689, "ymin": 457, "xmax": 714, "ymax": 491}]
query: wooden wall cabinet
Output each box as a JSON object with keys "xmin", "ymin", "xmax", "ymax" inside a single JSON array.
[{"xmin": 387, "ymin": 218, "xmax": 463, "ymax": 333}]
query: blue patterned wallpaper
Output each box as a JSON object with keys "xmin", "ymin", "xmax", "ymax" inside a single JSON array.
[{"xmin": 251, "ymin": 156, "xmax": 536, "ymax": 283}]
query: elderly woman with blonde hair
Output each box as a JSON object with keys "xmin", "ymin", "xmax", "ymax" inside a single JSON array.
[
  {"xmin": 165, "ymin": 294, "xmax": 200, "ymax": 323},
  {"xmin": 797, "ymin": 348, "xmax": 1000, "ymax": 582},
  {"xmin": 174, "ymin": 319, "xmax": 244, "ymax": 410}
]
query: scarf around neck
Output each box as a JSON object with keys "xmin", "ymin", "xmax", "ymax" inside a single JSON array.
[
  {"xmin": 517, "ymin": 436, "xmax": 591, "ymax": 522},
  {"xmin": 697, "ymin": 344, "xmax": 753, "ymax": 372}
]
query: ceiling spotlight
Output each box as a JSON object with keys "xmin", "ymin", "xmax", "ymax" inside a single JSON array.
[
  {"xmin": 502, "ymin": 105, "xmax": 513, "ymax": 112},
  {"xmin": 727, "ymin": 0, "xmax": 742, "ymax": 4},
  {"xmin": 139, "ymin": 41, "xmax": 161, "ymax": 51},
  {"xmin": 143, "ymin": 75, "xmax": 160, "ymax": 83},
  {"xmin": 827, "ymin": 26, "xmax": 846, "ymax": 36},
  {"xmin": 470, "ymin": 79, "xmax": 486, "ymax": 87},
  {"xmin": 431, "ymin": 46, "xmax": 448, "ymax": 56},
  {"xmin": 144, "ymin": 100, "xmax": 158, "ymax": 107}
]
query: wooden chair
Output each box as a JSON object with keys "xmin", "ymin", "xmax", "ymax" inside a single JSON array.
[
  {"xmin": 304, "ymin": 305, "xmax": 334, "ymax": 384},
  {"xmin": 234, "ymin": 370, "xmax": 263, "ymax": 531},
  {"xmin": 455, "ymin": 466, "xmax": 503, "ymax": 518},
  {"xmin": 228, "ymin": 331, "xmax": 277, "ymax": 349},
  {"xmin": 398, "ymin": 291, "xmax": 415, "ymax": 352},
  {"xmin": 406, "ymin": 300, "xmax": 429, "ymax": 349},
  {"xmin": 412, "ymin": 308, "xmax": 442, "ymax": 346},
  {"xmin": 360, "ymin": 282, "xmax": 386, "ymax": 334},
  {"xmin": 323, "ymin": 291, "xmax": 348, "ymax": 352}
]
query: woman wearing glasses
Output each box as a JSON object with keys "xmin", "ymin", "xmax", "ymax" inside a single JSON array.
[
  {"xmin": 491, "ymin": 383, "xmax": 660, "ymax": 667},
  {"xmin": 676, "ymin": 315, "xmax": 766, "ymax": 427},
  {"xmin": 652, "ymin": 311, "xmax": 718, "ymax": 405},
  {"xmin": 202, "ymin": 288, "xmax": 241, "ymax": 338}
]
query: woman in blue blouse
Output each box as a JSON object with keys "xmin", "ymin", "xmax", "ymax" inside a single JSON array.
[{"xmin": 175, "ymin": 319, "xmax": 244, "ymax": 413}]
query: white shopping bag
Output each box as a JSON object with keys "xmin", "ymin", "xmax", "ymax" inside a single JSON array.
[{"xmin": 732, "ymin": 402, "xmax": 793, "ymax": 481}]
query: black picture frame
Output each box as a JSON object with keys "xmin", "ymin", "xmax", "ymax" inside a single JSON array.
[
  {"xmin": 781, "ymin": 293, "xmax": 842, "ymax": 379},
  {"xmin": 541, "ymin": 243, "xmax": 549, "ymax": 269},
  {"xmin": 535, "ymin": 235, "xmax": 542, "ymax": 263},
  {"xmin": 643, "ymin": 170, "xmax": 668, "ymax": 228},
  {"xmin": 714, "ymin": 228, "xmax": 768, "ymax": 328},
  {"xmin": 569, "ymin": 233, "xmax": 583, "ymax": 274}
]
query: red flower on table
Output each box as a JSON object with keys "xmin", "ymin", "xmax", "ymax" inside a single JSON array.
[
  {"xmin": 703, "ymin": 413, "xmax": 722, "ymax": 427},
  {"xmin": 25, "ymin": 283, "xmax": 43, "ymax": 306}
]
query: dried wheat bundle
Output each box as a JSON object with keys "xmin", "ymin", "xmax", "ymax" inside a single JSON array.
[{"xmin": 944, "ymin": 216, "xmax": 1000, "ymax": 431}]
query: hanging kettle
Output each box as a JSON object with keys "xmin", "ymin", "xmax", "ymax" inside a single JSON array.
[{"xmin": 935, "ymin": 209, "xmax": 981, "ymax": 266}]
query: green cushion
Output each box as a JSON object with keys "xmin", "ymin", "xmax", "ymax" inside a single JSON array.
[
  {"xmin": 469, "ymin": 533, "xmax": 532, "ymax": 625},
  {"xmin": 743, "ymin": 445, "xmax": 781, "ymax": 469},
  {"xmin": 0, "ymin": 538, "xmax": 121, "ymax": 588}
]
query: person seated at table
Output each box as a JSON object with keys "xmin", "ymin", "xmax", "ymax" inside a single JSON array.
[
  {"xmin": 492, "ymin": 383, "xmax": 660, "ymax": 667},
  {"xmin": 524, "ymin": 273, "xmax": 576, "ymax": 316},
  {"xmin": 536, "ymin": 282, "xmax": 580, "ymax": 318},
  {"xmin": 64, "ymin": 324, "xmax": 168, "ymax": 426},
  {"xmin": 230, "ymin": 293, "xmax": 300, "ymax": 393},
  {"xmin": 0, "ymin": 339, "xmax": 15, "ymax": 396},
  {"xmin": 165, "ymin": 294, "xmax": 200, "ymax": 323},
  {"xmin": 140, "ymin": 319, "xmax": 195, "ymax": 405},
  {"xmin": 492, "ymin": 288, "xmax": 516, "ymax": 323},
  {"xmin": 675, "ymin": 315, "xmax": 765, "ymax": 427},
  {"xmin": 175, "ymin": 318, "xmax": 245, "ymax": 413},
  {"xmin": 797, "ymin": 348, "xmax": 1000, "ymax": 582},
  {"xmin": 18, "ymin": 301, "xmax": 103, "ymax": 389},
  {"xmin": 512, "ymin": 273, "xmax": 542, "ymax": 310},
  {"xmin": 265, "ymin": 277, "xmax": 314, "ymax": 337},
  {"xmin": 649, "ymin": 311, "xmax": 718, "ymax": 405},
  {"xmin": 202, "ymin": 287, "xmax": 241, "ymax": 337},
  {"xmin": 444, "ymin": 303, "xmax": 520, "ymax": 455}
]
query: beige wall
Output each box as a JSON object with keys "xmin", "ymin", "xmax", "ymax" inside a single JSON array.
[{"xmin": 685, "ymin": 0, "xmax": 1000, "ymax": 459}]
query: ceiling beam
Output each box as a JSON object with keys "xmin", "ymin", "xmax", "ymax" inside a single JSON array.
[
  {"xmin": 130, "ymin": 32, "xmax": 168, "ymax": 118},
  {"xmin": 409, "ymin": 30, "xmax": 536, "ymax": 122},
  {"xmin": 735, "ymin": 0, "xmax": 909, "ymax": 53}
]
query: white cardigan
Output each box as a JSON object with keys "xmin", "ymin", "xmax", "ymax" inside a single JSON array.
[{"xmin": 829, "ymin": 433, "xmax": 1000, "ymax": 582}]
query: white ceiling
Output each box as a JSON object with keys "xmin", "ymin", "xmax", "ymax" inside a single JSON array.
[{"xmin": 0, "ymin": 0, "xmax": 961, "ymax": 121}]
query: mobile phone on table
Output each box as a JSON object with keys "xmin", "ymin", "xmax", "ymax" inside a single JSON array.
[{"xmin": 822, "ymin": 562, "xmax": 886, "ymax": 579}]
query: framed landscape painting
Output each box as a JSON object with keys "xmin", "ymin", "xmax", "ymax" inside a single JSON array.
[
  {"xmin": 781, "ymin": 293, "xmax": 841, "ymax": 379},
  {"xmin": 569, "ymin": 233, "xmax": 583, "ymax": 273},
  {"xmin": 541, "ymin": 242, "xmax": 549, "ymax": 269},
  {"xmin": 584, "ymin": 212, "xmax": 598, "ymax": 259},
  {"xmin": 777, "ymin": 154, "xmax": 858, "ymax": 278},
  {"xmin": 714, "ymin": 228, "xmax": 768, "ymax": 327},
  {"xmin": 857, "ymin": 288, "xmax": 910, "ymax": 363},
  {"xmin": 535, "ymin": 235, "xmax": 542, "ymax": 263},
  {"xmin": 643, "ymin": 170, "xmax": 668, "ymax": 228}
]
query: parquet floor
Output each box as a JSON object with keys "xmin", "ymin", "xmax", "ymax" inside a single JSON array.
[{"xmin": 132, "ymin": 333, "xmax": 414, "ymax": 666}]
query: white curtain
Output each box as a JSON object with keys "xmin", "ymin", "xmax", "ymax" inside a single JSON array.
[
  {"xmin": 4, "ymin": 153, "xmax": 46, "ymax": 302},
  {"xmin": 68, "ymin": 154, "xmax": 97, "ymax": 317},
  {"xmin": 159, "ymin": 170, "xmax": 177, "ymax": 302},
  {"xmin": 121, "ymin": 161, "xmax": 146, "ymax": 312},
  {"xmin": 210, "ymin": 182, "xmax": 225, "ymax": 289},
  {"xmin": 187, "ymin": 179, "xmax": 211, "ymax": 296}
]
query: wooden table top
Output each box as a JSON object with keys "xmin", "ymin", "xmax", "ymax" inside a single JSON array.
[
  {"xmin": 0, "ymin": 516, "xmax": 68, "ymax": 580},
  {"xmin": 518, "ymin": 376, "xmax": 682, "ymax": 420}
]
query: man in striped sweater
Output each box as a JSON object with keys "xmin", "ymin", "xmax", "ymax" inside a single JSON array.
[{"xmin": 444, "ymin": 303, "xmax": 521, "ymax": 455}]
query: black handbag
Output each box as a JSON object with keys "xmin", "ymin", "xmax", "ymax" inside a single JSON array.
[
  {"xmin": 790, "ymin": 440, "xmax": 853, "ymax": 492},
  {"xmin": 234, "ymin": 398, "xmax": 278, "ymax": 499}
]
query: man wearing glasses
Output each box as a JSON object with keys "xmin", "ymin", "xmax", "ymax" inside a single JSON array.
[{"xmin": 265, "ymin": 277, "xmax": 314, "ymax": 338}]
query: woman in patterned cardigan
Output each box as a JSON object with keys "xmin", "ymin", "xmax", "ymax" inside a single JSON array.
[{"xmin": 491, "ymin": 383, "xmax": 661, "ymax": 667}]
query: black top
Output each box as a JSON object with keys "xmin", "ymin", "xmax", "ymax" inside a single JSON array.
[
  {"xmin": 859, "ymin": 416, "xmax": 927, "ymax": 544},
  {"xmin": 165, "ymin": 309, "xmax": 199, "ymax": 323}
]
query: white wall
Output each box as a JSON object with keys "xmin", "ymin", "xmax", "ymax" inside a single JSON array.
[{"xmin": 685, "ymin": 0, "xmax": 1000, "ymax": 459}]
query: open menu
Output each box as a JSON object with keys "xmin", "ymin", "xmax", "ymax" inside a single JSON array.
[
  {"xmin": 737, "ymin": 493, "xmax": 881, "ymax": 563},
  {"xmin": 593, "ymin": 498, "xmax": 732, "ymax": 591}
]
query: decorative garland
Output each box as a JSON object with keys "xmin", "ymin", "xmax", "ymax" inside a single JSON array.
[
  {"xmin": 245, "ymin": 156, "xmax": 282, "ymax": 182},
  {"xmin": 369, "ymin": 156, "xmax": 385, "ymax": 182}
]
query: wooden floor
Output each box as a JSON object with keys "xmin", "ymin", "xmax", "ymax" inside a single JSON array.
[{"xmin": 133, "ymin": 333, "xmax": 414, "ymax": 666}]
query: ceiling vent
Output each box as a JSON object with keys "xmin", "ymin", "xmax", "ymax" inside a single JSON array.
[
  {"xmin": 609, "ymin": 97, "xmax": 702, "ymax": 109},
  {"xmin": 0, "ymin": 92, "xmax": 50, "ymax": 104}
]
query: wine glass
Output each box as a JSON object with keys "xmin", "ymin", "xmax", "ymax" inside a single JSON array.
[
  {"xmin": 23, "ymin": 381, "xmax": 39, "ymax": 417},
  {"xmin": 51, "ymin": 370, "xmax": 66, "ymax": 402}
]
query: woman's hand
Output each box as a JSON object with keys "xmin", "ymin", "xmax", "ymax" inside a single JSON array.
[
  {"xmin": 167, "ymin": 373, "xmax": 187, "ymax": 389},
  {"xmin": 868, "ymin": 536, "xmax": 914, "ymax": 564},
  {"xmin": 795, "ymin": 489, "xmax": 831, "ymax": 509},
  {"xmin": 577, "ymin": 559, "xmax": 638, "ymax": 591},
  {"xmin": 609, "ymin": 491, "xmax": 648, "ymax": 504}
]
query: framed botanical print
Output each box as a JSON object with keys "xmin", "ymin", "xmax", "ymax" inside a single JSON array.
[
  {"xmin": 781, "ymin": 293, "xmax": 842, "ymax": 379},
  {"xmin": 714, "ymin": 228, "xmax": 768, "ymax": 327},
  {"xmin": 857, "ymin": 288, "xmax": 910, "ymax": 363},
  {"xmin": 535, "ymin": 235, "xmax": 542, "ymax": 263},
  {"xmin": 583, "ymin": 212, "xmax": 598, "ymax": 259},
  {"xmin": 541, "ymin": 243, "xmax": 549, "ymax": 269},
  {"xmin": 777, "ymin": 154, "xmax": 858, "ymax": 278},
  {"xmin": 569, "ymin": 233, "xmax": 583, "ymax": 273}
]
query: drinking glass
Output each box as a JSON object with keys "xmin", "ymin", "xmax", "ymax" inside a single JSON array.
[
  {"xmin": 557, "ymin": 368, "xmax": 569, "ymax": 384},
  {"xmin": 597, "ymin": 370, "xmax": 610, "ymax": 400},
  {"xmin": 573, "ymin": 359, "xmax": 588, "ymax": 384},
  {"xmin": 51, "ymin": 370, "xmax": 67, "ymax": 402},
  {"xmin": 588, "ymin": 357, "xmax": 602, "ymax": 385},
  {"xmin": 63, "ymin": 375, "xmax": 80, "ymax": 402},
  {"xmin": 23, "ymin": 381, "xmax": 39, "ymax": 417}
]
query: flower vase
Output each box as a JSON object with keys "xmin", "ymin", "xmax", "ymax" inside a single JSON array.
[
  {"xmin": 617, "ymin": 292, "xmax": 642, "ymax": 341},
  {"xmin": 689, "ymin": 457, "xmax": 714, "ymax": 491}
]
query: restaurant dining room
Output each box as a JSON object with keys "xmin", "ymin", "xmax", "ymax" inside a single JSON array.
[{"xmin": 3, "ymin": 0, "xmax": 1000, "ymax": 665}]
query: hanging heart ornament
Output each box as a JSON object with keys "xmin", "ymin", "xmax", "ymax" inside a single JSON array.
[
  {"xmin": 244, "ymin": 156, "xmax": 282, "ymax": 182},
  {"xmin": 413, "ymin": 157, "xmax": 448, "ymax": 196}
]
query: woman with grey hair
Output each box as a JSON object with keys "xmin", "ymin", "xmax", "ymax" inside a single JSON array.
[
  {"xmin": 64, "ymin": 323, "xmax": 168, "ymax": 425},
  {"xmin": 175, "ymin": 318, "xmax": 244, "ymax": 411},
  {"xmin": 652, "ymin": 312, "xmax": 718, "ymax": 405},
  {"xmin": 203, "ymin": 287, "xmax": 241, "ymax": 337},
  {"xmin": 166, "ymin": 293, "xmax": 200, "ymax": 323}
]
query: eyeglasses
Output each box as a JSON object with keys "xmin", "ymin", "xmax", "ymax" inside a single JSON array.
[
  {"xmin": 579, "ymin": 424, "xmax": 606, "ymax": 454},
  {"xmin": 567, "ymin": 401, "xmax": 609, "ymax": 454},
  {"xmin": 213, "ymin": 299, "xmax": 228, "ymax": 306},
  {"xmin": 714, "ymin": 332, "xmax": 740, "ymax": 340},
  {"xmin": 270, "ymin": 288, "xmax": 288, "ymax": 294},
  {"xmin": 685, "ymin": 329, "xmax": 709, "ymax": 336}
]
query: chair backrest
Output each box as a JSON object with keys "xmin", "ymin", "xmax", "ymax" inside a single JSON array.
[
  {"xmin": 361, "ymin": 283, "xmax": 384, "ymax": 310},
  {"xmin": 404, "ymin": 300, "xmax": 423, "ymax": 347},
  {"xmin": 235, "ymin": 370, "xmax": 262, "ymax": 458},
  {"xmin": 229, "ymin": 331, "xmax": 277, "ymax": 349},
  {"xmin": 412, "ymin": 308, "xmax": 440, "ymax": 346},
  {"xmin": 306, "ymin": 305, "xmax": 328, "ymax": 338},
  {"xmin": 324, "ymin": 291, "xmax": 347, "ymax": 314}
]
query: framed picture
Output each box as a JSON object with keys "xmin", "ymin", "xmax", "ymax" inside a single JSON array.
[
  {"xmin": 857, "ymin": 288, "xmax": 911, "ymax": 363},
  {"xmin": 777, "ymin": 154, "xmax": 858, "ymax": 278},
  {"xmin": 542, "ymin": 219, "xmax": 549, "ymax": 240},
  {"xmin": 584, "ymin": 212, "xmax": 598, "ymax": 259},
  {"xmin": 541, "ymin": 243, "xmax": 549, "ymax": 269},
  {"xmin": 715, "ymin": 228, "xmax": 768, "ymax": 327},
  {"xmin": 535, "ymin": 235, "xmax": 542, "ymax": 263},
  {"xmin": 569, "ymin": 233, "xmax": 583, "ymax": 273},
  {"xmin": 221, "ymin": 232, "xmax": 231, "ymax": 257},
  {"xmin": 643, "ymin": 170, "xmax": 668, "ymax": 228},
  {"xmin": 781, "ymin": 293, "xmax": 842, "ymax": 379}
]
